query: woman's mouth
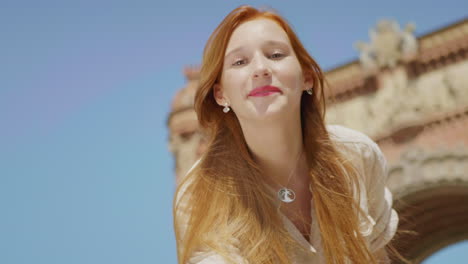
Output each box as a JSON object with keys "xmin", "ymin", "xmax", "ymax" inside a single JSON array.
[{"xmin": 248, "ymin": 85, "xmax": 282, "ymax": 97}]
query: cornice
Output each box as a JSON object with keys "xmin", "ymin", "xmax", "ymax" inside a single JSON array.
[
  {"xmin": 324, "ymin": 18, "xmax": 468, "ymax": 103},
  {"xmin": 375, "ymin": 106, "xmax": 468, "ymax": 145}
]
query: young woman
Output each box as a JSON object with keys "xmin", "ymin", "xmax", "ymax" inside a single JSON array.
[{"xmin": 173, "ymin": 5, "xmax": 399, "ymax": 264}]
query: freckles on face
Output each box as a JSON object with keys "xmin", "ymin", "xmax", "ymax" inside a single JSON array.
[{"xmin": 220, "ymin": 18, "xmax": 305, "ymax": 104}]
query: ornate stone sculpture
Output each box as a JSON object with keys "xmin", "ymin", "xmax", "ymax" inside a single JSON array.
[
  {"xmin": 355, "ymin": 19, "xmax": 418, "ymax": 73},
  {"xmin": 387, "ymin": 146, "xmax": 468, "ymax": 197}
]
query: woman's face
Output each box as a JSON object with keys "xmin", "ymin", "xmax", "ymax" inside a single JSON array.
[{"xmin": 214, "ymin": 18, "xmax": 312, "ymax": 123}]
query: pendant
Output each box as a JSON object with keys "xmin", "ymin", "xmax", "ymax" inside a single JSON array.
[{"xmin": 278, "ymin": 188, "xmax": 296, "ymax": 203}]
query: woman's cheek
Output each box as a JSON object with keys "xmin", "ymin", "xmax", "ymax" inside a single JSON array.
[
  {"xmin": 223, "ymin": 75, "xmax": 243, "ymax": 98},
  {"xmin": 282, "ymin": 63, "xmax": 303, "ymax": 89},
  {"xmin": 275, "ymin": 68, "xmax": 300, "ymax": 89},
  {"xmin": 229, "ymin": 71, "xmax": 248, "ymax": 89}
]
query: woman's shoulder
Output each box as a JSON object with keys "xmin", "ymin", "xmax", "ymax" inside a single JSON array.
[
  {"xmin": 326, "ymin": 124, "xmax": 386, "ymax": 175},
  {"xmin": 326, "ymin": 124, "xmax": 378, "ymax": 148},
  {"xmin": 327, "ymin": 126, "xmax": 397, "ymax": 251}
]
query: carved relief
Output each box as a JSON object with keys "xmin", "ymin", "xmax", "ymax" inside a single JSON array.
[
  {"xmin": 168, "ymin": 122, "xmax": 204, "ymax": 184},
  {"xmin": 355, "ymin": 20, "xmax": 418, "ymax": 73},
  {"xmin": 168, "ymin": 66, "xmax": 204, "ymax": 183},
  {"xmin": 326, "ymin": 60, "xmax": 468, "ymax": 137},
  {"xmin": 386, "ymin": 146, "xmax": 468, "ymax": 198},
  {"xmin": 386, "ymin": 146, "xmax": 468, "ymax": 263}
]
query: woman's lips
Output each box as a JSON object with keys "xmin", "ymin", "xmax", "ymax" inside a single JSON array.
[{"xmin": 248, "ymin": 85, "xmax": 282, "ymax": 97}]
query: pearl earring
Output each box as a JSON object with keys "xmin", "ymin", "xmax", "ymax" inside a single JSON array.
[
  {"xmin": 223, "ymin": 102, "xmax": 230, "ymax": 113},
  {"xmin": 306, "ymin": 88, "xmax": 313, "ymax": 95}
]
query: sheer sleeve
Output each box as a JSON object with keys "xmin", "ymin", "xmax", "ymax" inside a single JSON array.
[
  {"xmin": 187, "ymin": 248, "xmax": 247, "ymax": 264},
  {"xmin": 327, "ymin": 125, "xmax": 399, "ymax": 253},
  {"xmin": 187, "ymin": 252, "xmax": 230, "ymax": 264},
  {"xmin": 361, "ymin": 139, "xmax": 399, "ymax": 253}
]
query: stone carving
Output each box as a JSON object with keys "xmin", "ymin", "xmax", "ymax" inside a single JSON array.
[
  {"xmin": 355, "ymin": 20, "xmax": 418, "ymax": 72},
  {"xmin": 326, "ymin": 61, "xmax": 468, "ymax": 137},
  {"xmin": 386, "ymin": 146, "xmax": 468, "ymax": 198},
  {"xmin": 168, "ymin": 66, "xmax": 204, "ymax": 182},
  {"xmin": 370, "ymin": 65, "xmax": 467, "ymax": 135},
  {"xmin": 169, "ymin": 127, "xmax": 204, "ymax": 184},
  {"xmin": 387, "ymin": 146, "xmax": 468, "ymax": 264}
]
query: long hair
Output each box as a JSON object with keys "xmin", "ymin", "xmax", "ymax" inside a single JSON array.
[{"xmin": 174, "ymin": 5, "xmax": 376, "ymax": 264}]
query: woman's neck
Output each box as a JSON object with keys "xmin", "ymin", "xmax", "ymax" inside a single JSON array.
[{"xmin": 238, "ymin": 113, "xmax": 309, "ymax": 189}]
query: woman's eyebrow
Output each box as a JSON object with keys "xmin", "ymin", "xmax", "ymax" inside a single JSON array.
[
  {"xmin": 263, "ymin": 40, "xmax": 289, "ymax": 48},
  {"xmin": 224, "ymin": 40, "xmax": 289, "ymax": 59},
  {"xmin": 225, "ymin": 47, "xmax": 245, "ymax": 59}
]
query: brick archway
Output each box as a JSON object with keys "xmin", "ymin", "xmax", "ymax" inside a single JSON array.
[
  {"xmin": 393, "ymin": 182, "xmax": 468, "ymax": 263},
  {"xmin": 387, "ymin": 147, "xmax": 468, "ymax": 263}
]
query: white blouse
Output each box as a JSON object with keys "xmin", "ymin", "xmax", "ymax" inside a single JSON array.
[{"xmin": 176, "ymin": 125, "xmax": 399, "ymax": 264}]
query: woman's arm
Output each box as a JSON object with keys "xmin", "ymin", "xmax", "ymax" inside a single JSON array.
[{"xmin": 362, "ymin": 140, "xmax": 399, "ymax": 253}]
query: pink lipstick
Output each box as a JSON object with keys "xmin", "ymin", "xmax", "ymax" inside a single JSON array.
[{"xmin": 248, "ymin": 85, "xmax": 282, "ymax": 97}]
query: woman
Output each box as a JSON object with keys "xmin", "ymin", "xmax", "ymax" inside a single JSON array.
[{"xmin": 173, "ymin": 5, "xmax": 399, "ymax": 264}]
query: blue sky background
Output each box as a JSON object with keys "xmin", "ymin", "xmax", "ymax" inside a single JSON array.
[{"xmin": 1, "ymin": 0, "xmax": 467, "ymax": 263}]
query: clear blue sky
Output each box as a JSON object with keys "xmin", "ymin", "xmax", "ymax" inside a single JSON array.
[{"xmin": 1, "ymin": 0, "xmax": 467, "ymax": 263}]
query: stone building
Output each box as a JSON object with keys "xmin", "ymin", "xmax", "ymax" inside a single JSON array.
[{"xmin": 167, "ymin": 18, "xmax": 468, "ymax": 263}]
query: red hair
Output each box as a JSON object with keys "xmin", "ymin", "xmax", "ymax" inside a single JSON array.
[{"xmin": 174, "ymin": 5, "xmax": 376, "ymax": 264}]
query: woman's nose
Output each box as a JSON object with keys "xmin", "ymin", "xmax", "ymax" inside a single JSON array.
[
  {"xmin": 252, "ymin": 58, "xmax": 272, "ymax": 79},
  {"xmin": 253, "ymin": 68, "xmax": 271, "ymax": 79}
]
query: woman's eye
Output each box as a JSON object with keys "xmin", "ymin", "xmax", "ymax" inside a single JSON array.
[
  {"xmin": 270, "ymin": 52, "xmax": 284, "ymax": 59},
  {"xmin": 232, "ymin": 59, "xmax": 246, "ymax": 66}
]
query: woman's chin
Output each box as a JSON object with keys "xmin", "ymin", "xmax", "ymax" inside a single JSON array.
[
  {"xmin": 236, "ymin": 99, "xmax": 297, "ymax": 123},
  {"xmin": 247, "ymin": 97, "xmax": 287, "ymax": 114},
  {"xmin": 243, "ymin": 109, "xmax": 290, "ymax": 123}
]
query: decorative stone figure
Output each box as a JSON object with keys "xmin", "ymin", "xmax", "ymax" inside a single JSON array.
[{"xmin": 355, "ymin": 19, "xmax": 418, "ymax": 73}]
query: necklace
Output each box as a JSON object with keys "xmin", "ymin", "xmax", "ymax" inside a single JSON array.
[{"xmin": 277, "ymin": 149, "xmax": 303, "ymax": 203}]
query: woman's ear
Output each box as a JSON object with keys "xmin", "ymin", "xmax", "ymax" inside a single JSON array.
[
  {"xmin": 213, "ymin": 83, "xmax": 225, "ymax": 105},
  {"xmin": 302, "ymin": 73, "xmax": 314, "ymax": 91}
]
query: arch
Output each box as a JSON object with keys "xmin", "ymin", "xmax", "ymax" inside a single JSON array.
[{"xmin": 387, "ymin": 147, "xmax": 468, "ymax": 263}]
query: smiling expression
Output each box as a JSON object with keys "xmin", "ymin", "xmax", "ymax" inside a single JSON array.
[{"xmin": 214, "ymin": 18, "xmax": 312, "ymax": 122}]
